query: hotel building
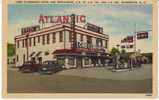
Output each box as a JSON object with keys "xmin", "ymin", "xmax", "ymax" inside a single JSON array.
[{"xmin": 15, "ymin": 22, "xmax": 109, "ymax": 69}]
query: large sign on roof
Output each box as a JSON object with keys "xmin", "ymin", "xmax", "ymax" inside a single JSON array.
[
  {"xmin": 21, "ymin": 25, "xmax": 40, "ymax": 35},
  {"xmin": 38, "ymin": 15, "xmax": 86, "ymax": 24},
  {"xmin": 85, "ymin": 23, "xmax": 103, "ymax": 34}
]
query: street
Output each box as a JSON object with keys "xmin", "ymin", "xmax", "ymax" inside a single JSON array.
[{"xmin": 7, "ymin": 64, "xmax": 152, "ymax": 93}]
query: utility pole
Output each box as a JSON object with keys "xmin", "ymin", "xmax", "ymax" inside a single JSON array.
[
  {"xmin": 26, "ymin": 34, "xmax": 29, "ymax": 61},
  {"xmin": 134, "ymin": 23, "xmax": 136, "ymax": 53}
]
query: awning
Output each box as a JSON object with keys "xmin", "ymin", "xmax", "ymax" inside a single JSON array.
[
  {"xmin": 52, "ymin": 49, "xmax": 81, "ymax": 55},
  {"xmin": 52, "ymin": 49, "xmax": 99, "ymax": 56},
  {"xmin": 35, "ymin": 51, "xmax": 42, "ymax": 57},
  {"xmin": 29, "ymin": 52, "xmax": 35, "ymax": 57}
]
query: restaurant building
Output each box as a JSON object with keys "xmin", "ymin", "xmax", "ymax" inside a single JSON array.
[{"xmin": 15, "ymin": 17, "xmax": 109, "ymax": 69}]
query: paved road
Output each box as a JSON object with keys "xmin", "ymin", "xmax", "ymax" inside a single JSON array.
[
  {"xmin": 7, "ymin": 64, "xmax": 152, "ymax": 93},
  {"xmin": 58, "ymin": 64, "xmax": 152, "ymax": 80}
]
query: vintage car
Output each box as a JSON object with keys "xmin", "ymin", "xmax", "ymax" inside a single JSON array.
[
  {"xmin": 39, "ymin": 60, "xmax": 63, "ymax": 74},
  {"xmin": 18, "ymin": 61, "xmax": 42, "ymax": 73}
]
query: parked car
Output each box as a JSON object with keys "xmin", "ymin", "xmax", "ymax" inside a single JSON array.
[
  {"xmin": 39, "ymin": 60, "xmax": 63, "ymax": 74},
  {"xmin": 18, "ymin": 61, "xmax": 42, "ymax": 73}
]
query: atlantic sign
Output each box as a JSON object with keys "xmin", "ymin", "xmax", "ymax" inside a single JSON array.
[{"xmin": 38, "ymin": 15, "xmax": 86, "ymax": 24}]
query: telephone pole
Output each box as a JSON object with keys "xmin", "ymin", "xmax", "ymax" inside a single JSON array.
[{"xmin": 134, "ymin": 23, "xmax": 136, "ymax": 53}]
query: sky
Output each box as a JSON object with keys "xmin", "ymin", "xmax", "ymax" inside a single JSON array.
[{"xmin": 8, "ymin": 4, "xmax": 153, "ymax": 53}]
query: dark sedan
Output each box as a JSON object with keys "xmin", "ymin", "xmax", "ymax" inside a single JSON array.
[
  {"xmin": 39, "ymin": 60, "xmax": 63, "ymax": 74},
  {"xmin": 18, "ymin": 61, "xmax": 42, "ymax": 73}
]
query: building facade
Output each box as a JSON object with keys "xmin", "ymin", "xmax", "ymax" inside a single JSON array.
[{"xmin": 15, "ymin": 23, "xmax": 109, "ymax": 69}]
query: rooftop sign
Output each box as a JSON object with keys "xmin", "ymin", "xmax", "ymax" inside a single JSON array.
[
  {"xmin": 38, "ymin": 15, "xmax": 86, "ymax": 24},
  {"xmin": 85, "ymin": 23, "xmax": 103, "ymax": 34},
  {"xmin": 21, "ymin": 25, "xmax": 40, "ymax": 35}
]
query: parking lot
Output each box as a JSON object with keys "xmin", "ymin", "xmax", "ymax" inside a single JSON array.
[{"xmin": 7, "ymin": 64, "xmax": 152, "ymax": 93}]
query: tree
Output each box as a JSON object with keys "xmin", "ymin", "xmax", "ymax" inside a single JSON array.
[
  {"xmin": 7, "ymin": 43, "xmax": 15, "ymax": 57},
  {"xmin": 121, "ymin": 49, "xmax": 126, "ymax": 54},
  {"xmin": 110, "ymin": 47, "xmax": 120, "ymax": 55}
]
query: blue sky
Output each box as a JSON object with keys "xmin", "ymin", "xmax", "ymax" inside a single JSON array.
[{"xmin": 8, "ymin": 4, "xmax": 153, "ymax": 52}]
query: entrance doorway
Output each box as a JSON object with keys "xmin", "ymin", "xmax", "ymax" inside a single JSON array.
[
  {"xmin": 76, "ymin": 57, "xmax": 82, "ymax": 68},
  {"xmin": 37, "ymin": 57, "xmax": 42, "ymax": 64}
]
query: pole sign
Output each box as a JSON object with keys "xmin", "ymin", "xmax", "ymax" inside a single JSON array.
[
  {"xmin": 137, "ymin": 32, "xmax": 148, "ymax": 39},
  {"xmin": 121, "ymin": 36, "xmax": 133, "ymax": 43},
  {"xmin": 38, "ymin": 15, "xmax": 86, "ymax": 24}
]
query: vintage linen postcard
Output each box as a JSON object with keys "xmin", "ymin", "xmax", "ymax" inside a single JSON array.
[{"xmin": 3, "ymin": 0, "xmax": 158, "ymax": 98}]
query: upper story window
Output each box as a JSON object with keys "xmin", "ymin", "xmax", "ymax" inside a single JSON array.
[
  {"xmin": 52, "ymin": 33, "xmax": 56, "ymax": 43},
  {"xmin": 59, "ymin": 31, "xmax": 63, "ymax": 42},
  {"xmin": 25, "ymin": 39, "xmax": 28, "ymax": 47},
  {"xmin": 33, "ymin": 37, "xmax": 36, "ymax": 46},
  {"xmin": 96, "ymin": 38, "xmax": 100, "ymax": 47},
  {"xmin": 47, "ymin": 34, "xmax": 50, "ymax": 44},
  {"xmin": 42, "ymin": 35, "xmax": 45, "ymax": 45},
  {"xmin": 22, "ymin": 39, "xmax": 25, "ymax": 48},
  {"xmin": 87, "ymin": 36, "xmax": 92, "ymax": 44},
  {"xmin": 29, "ymin": 38, "xmax": 32, "ymax": 47},
  {"xmin": 100, "ymin": 39, "xmax": 103, "ymax": 47},
  {"xmin": 69, "ymin": 31, "xmax": 72, "ymax": 42},
  {"xmin": 17, "ymin": 40, "xmax": 19, "ymax": 48},
  {"xmin": 105, "ymin": 40, "xmax": 108, "ymax": 48},
  {"xmin": 80, "ymin": 34, "xmax": 83, "ymax": 42},
  {"xmin": 38, "ymin": 36, "xmax": 40, "ymax": 43}
]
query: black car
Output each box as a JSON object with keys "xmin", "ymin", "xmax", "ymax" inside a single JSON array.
[
  {"xmin": 18, "ymin": 61, "xmax": 42, "ymax": 73},
  {"xmin": 39, "ymin": 60, "xmax": 63, "ymax": 74}
]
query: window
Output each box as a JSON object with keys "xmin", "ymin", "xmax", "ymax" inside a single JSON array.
[
  {"xmin": 47, "ymin": 34, "xmax": 50, "ymax": 44},
  {"xmin": 96, "ymin": 38, "xmax": 100, "ymax": 47},
  {"xmin": 23, "ymin": 54, "xmax": 25, "ymax": 63},
  {"xmin": 38, "ymin": 36, "xmax": 40, "ymax": 43},
  {"xmin": 25, "ymin": 39, "xmax": 28, "ymax": 47},
  {"xmin": 17, "ymin": 40, "xmax": 19, "ymax": 48},
  {"xmin": 68, "ymin": 57, "xmax": 74, "ymax": 66},
  {"xmin": 87, "ymin": 36, "xmax": 92, "ymax": 44},
  {"xmin": 42, "ymin": 35, "xmax": 45, "ymax": 45},
  {"xmin": 22, "ymin": 40, "xmax": 25, "ymax": 48},
  {"xmin": 33, "ymin": 37, "xmax": 36, "ymax": 46},
  {"xmin": 80, "ymin": 34, "xmax": 83, "ymax": 42},
  {"xmin": 59, "ymin": 31, "xmax": 63, "ymax": 42},
  {"xmin": 105, "ymin": 40, "xmax": 107, "ymax": 48},
  {"xmin": 52, "ymin": 33, "xmax": 56, "ymax": 43},
  {"xmin": 45, "ymin": 51, "xmax": 49, "ymax": 55},
  {"xmin": 84, "ymin": 57, "xmax": 89, "ymax": 65},
  {"xmin": 57, "ymin": 57, "xmax": 65, "ymax": 66},
  {"xmin": 69, "ymin": 31, "xmax": 72, "ymax": 42},
  {"xmin": 16, "ymin": 55, "xmax": 19, "ymax": 62},
  {"xmin": 100, "ymin": 39, "xmax": 103, "ymax": 47},
  {"xmin": 29, "ymin": 38, "xmax": 32, "ymax": 47}
]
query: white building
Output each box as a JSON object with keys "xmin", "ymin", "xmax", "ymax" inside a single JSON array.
[{"xmin": 15, "ymin": 23, "xmax": 109, "ymax": 69}]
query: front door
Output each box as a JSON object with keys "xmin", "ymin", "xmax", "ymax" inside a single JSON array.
[
  {"xmin": 76, "ymin": 57, "xmax": 82, "ymax": 68},
  {"xmin": 37, "ymin": 57, "xmax": 42, "ymax": 64}
]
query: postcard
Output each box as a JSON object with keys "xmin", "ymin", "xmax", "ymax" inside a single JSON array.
[{"xmin": 3, "ymin": 0, "xmax": 158, "ymax": 98}]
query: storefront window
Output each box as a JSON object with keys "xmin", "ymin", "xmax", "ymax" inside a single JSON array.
[
  {"xmin": 57, "ymin": 57, "xmax": 65, "ymax": 66},
  {"xmin": 68, "ymin": 57, "xmax": 74, "ymax": 66},
  {"xmin": 84, "ymin": 57, "xmax": 89, "ymax": 65}
]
